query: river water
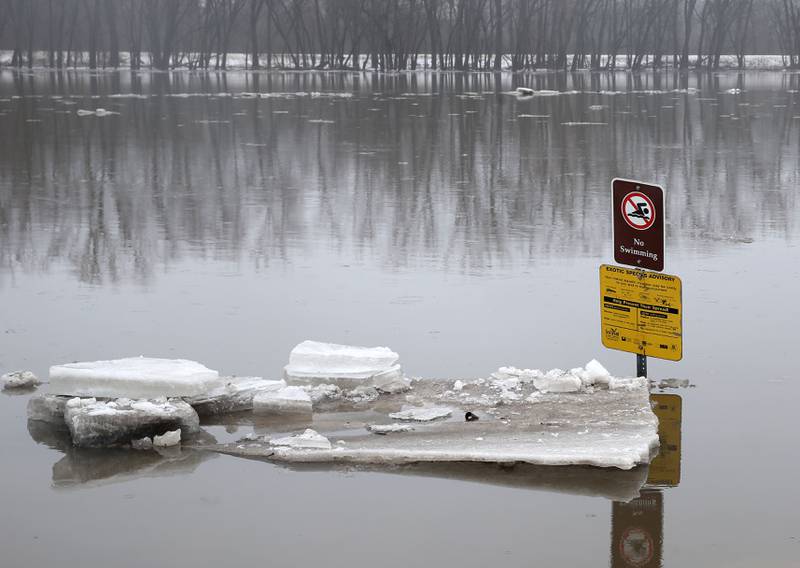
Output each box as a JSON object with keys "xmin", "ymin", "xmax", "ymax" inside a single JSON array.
[{"xmin": 0, "ymin": 69, "xmax": 798, "ymax": 567}]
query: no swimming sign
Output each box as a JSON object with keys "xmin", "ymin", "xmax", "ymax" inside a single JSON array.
[{"xmin": 612, "ymin": 178, "xmax": 665, "ymax": 272}]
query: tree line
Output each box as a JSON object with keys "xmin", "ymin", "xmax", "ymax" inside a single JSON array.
[{"xmin": 1, "ymin": 0, "xmax": 800, "ymax": 71}]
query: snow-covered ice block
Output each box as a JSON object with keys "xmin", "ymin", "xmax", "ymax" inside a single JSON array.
[
  {"xmin": 49, "ymin": 357, "xmax": 221, "ymax": 399},
  {"xmin": 2, "ymin": 370, "xmax": 41, "ymax": 390},
  {"xmin": 389, "ymin": 407, "xmax": 452, "ymax": 422},
  {"xmin": 185, "ymin": 377, "xmax": 285, "ymax": 416},
  {"xmin": 64, "ymin": 397, "xmax": 199, "ymax": 447},
  {"xmin": 27, "ymin": 395, "xmax": 71, "ymax": 425},
  {"xmin": 269, "ymin": 429, "xmax": 331, "ymax": 450},
  {"xmin": 253, "ymin": 386, "xmax": 312, "ymax": 414},
  {"xmin": 533, "ymin": 371, "xmax": 582, "ymax": 393},
  {"xmin": 284, "ymin": 340, "xmax": 402, "ymax": 386}
]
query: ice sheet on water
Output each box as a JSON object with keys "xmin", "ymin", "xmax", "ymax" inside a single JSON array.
[
  {"xmin": 284, "ymin": 340, "xmax": 403, "ymax": 386},
  {"xmin": 65, "ymin": 397, "xmax": 199, "ymax": 448},
  {"xmin": 213, "ymin": 360, "xmax": 659, "ymax": 470},
  {"xmin": 49, "ymin": 357, "xmax": 221, "ymax": 399},
  {"xmin": 269, "ymin": 429, "xmax": 331, "ymax": 450}
]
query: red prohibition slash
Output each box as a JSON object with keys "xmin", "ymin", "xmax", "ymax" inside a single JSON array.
[{"xmin": 621, "ymin": 191, "xmax": 656, "ymax": 231}]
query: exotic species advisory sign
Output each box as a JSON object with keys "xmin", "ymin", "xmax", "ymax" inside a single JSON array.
[
  {"xmin": 613, "ymin": 178, "xmax": 665, "ymax": 272},
  {"xmin": 599, "ymin": 265, "xmax": 682, "ymax": 361}
]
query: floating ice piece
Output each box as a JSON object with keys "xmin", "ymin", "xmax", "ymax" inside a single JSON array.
[
  {"xmin": 153, "ymin": 429, "xmax": 181, "ymax": 448},
  {"xmin": 658, "ymin": 378, "xmax": 691, "ymax": 389},
  {"xmin": 49, "ymin": 357, "xmax": 221, "ymax": 399},
  {"xmin": 269, "ymin": 429, "xmax": 331, "ymax": 450},
  {"xmin": 305, "ymin": 384, "xmax": 342, "ymax": 405},
  {"xmin": 253, "ymin": 386, "xmax": 312, "ymax": 414},
  {"xmin": 725, "ymin": 88, "xmax": 743, "ymax": 94},
  {"xmin": 452, "ymin": 380, "xmax": 464, "ymax": 391},
  {"xmin": 27, "ymin": 395, "xmax": 70, "ymax": 425},
  {"xmin": 389, "ymin": 407, "xmax": 452, "ymax": 422},
  {"xmin": 373, "ymin": 374, "xmax": 412, "ymax": 394},
  {"xmin": 131, "ymin": 437, "xmax": 153, "ymax": 450},
  {"xmin": 64, "ymin": 398, "xmax": 199, "ymax": 448},
  {"xmin": 185, "ymin": 377, "xmax": 285, "ymax": 416},
  {"xmin": 344, "ymin": 385, "xmax": 380, "ymax": 403},
  {"xmin": 76, "ymin": 108, "xmax": 119, "ymax": 117},
  {"xmin": 367, "ymin": 423, "xmax": 415, "ymax": 435},
  {"xmin": 284, "ymin": 340, "xmax": 402, "ymax": 386},
  {"xmin": 2, "ymin": 370, "xmax": 41, "ymax": 390}
]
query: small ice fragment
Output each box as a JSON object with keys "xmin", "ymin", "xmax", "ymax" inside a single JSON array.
[
  {"xmin": 584, "ymin": 359, "xmax": 611, "ymax": 386},
  {"xmin": 49, "ymin": 357, "xmax": 221, "ymax": 399},
  {"xmin": 131, "ymin": 437, "xmax": 153, "ymax": 450},
  {"xmin": 269, "ymin": 429, "xmax": 331, "ymax": 450},
  {"xmin": 27, "ymin": 395, "xmax": 71, "ymax": 425},
  {"xmin": 658, "ymin": 378, "xmax": 690, "ymax": 389},
  {"xmin": 344, "ymin": 385, "xmax": 380, "ymax": 403},
  {"xmin": 306, "ymin": 383, "xmax": 342, "ymax": 405},
  {"xmin": 253, "ymin": 386, "xmax": 312, "ymax": 414},
  {"xmin": 389, "ymin": 407, "xmax": 452, "ymax": 422},
  {"xmin": 284, "ymin": 340, "xmax": 401, "ymax": 386},
  {"xmin": 367, "ymin": 423, "xmax": 415, "ymax": 435},
  {"xmin": 76, "ymin": 109, "xmax": 95, "ymax": 116},
  {"xmin": 608, "ymin": 377, "xmax": 649, "ymax": 391},
  {"xmin": 153, "ymin": 429, "xmax": 181, "ymax": 447},
  {"xmin": 452, "ymin": 380, "xmax": 464, "ymax": 391},
  {"xmin": 2, "ymin": 370, "xmax": 41, "ymax": 390},
  {"xmin": 515, "ymin": 87, "xmax": 534, "ymax": 96}
]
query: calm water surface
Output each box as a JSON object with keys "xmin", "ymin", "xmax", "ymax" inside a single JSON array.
[{"xmin": 1, "ymin": 69, "xmax": 799, "ymax": 567}]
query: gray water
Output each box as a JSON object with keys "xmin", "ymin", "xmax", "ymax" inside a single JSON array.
[{"xmin": 1, "ymin": 69, "xmax": 798, "ymax": 567}]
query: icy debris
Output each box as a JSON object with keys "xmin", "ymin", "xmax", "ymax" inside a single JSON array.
[
  {"xmin": 608, "ymin": 377, "xmax": 649, "ymax": 391},
  {"xmin": 185, "ymin": 377, "xmax": 285, "ymax": 416},
  {"xmin": 305, "ymin": 383, "xmax": 342, "ymax": 405},
  {"xmin": 389, "ymin": 407, "xmax": 452, "ymax": 422},
  {"xmin": 494, "ymin": 360, "xmax": 611, "ymax": 393},
  {"xmin": 367, "ymin": 423, "xmax": 415, "ymax": 435},
  {"xmin": 253, "ymin": 386, "xmax": 312, "ymax": 414},
  {"xmin": 64, "ymin": 398, "xmax": 199, "ymax": 448},
  {"xmin": 534, "ymin": 370, "xmax": 582, "ymax": 393},
  {"xmin": 27, "ymin": 395, "xmax": 70, "ymax": 425},
  {"xmin": 49, "ymin": 357, "xmax": 221, "ymax": 399},
  {"xmin": 452, "ymin": 380, "xmax": 465, "ymax": 392},
  {"xmin": 584, "ymin": 359, "xmax": 612, "ymax": 386},
  {"xmin": 76, "ymin": 108, "xmax": 119, "ymax": 117},
  {"xmin": 153, "ymin": 429, "xmax": 181, "ymax": 448},
  {"xmin": 2, "ymin": 370, "xmax": 41, "ymax": 390},
  {"xmin": 344, "ymin": 385, "xmax": 380, "ymax": 404},
  {"xmin": 284, "ymin": 340, "xmax": 403, "ymax": 386},
  {"xmin": 269, "ymin": 429, "xmax": 331, "ymax": 450}
]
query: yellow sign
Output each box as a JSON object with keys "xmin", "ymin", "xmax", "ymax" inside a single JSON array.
[
  {"xmin": 600, "ymin": 264, "xmax": 682, "ymax": 361},
  {"xmin": 647, "ymin": 394, "xmax": 682, "ymax": 487}
]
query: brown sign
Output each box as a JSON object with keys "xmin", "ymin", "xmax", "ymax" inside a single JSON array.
[{"xmin": 613, "ymin": 178, "xmax": 665, "ymax": 272}]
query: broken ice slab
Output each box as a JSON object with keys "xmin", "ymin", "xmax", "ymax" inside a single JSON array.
[
  {"xmin": 27, "ymin": 395, "xmax": 71, "ymax": 425},
  {"xmin": 209, "ymin": 365, "xmax": 659, "ymax": 470},
  {"xmin": 184, "ymin": 377, "xmax": 286, "ymax": 416},
  {"xmin": 49, "ymin": 357, "xmax": 221, "ymax": 399},
  {"xmin": 283, "ymin": 340, "xmax": 403, "ymax": 387},
  {"xmin": 253, "ymin": 386, "xmax": 313, "ymax": 415},
  {"xmin": 65, "ymin": 398, "xmax": 200, "ymax": 448}
]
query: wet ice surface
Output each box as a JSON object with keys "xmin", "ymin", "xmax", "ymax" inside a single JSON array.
[{"xmin": 2, "ymin": 69, "xmax": 800, "ymax": 567}]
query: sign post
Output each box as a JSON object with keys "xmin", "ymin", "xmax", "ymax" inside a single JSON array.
[{"xmin": 605, "ymin": 179, "xmax": 679, "ymax": 377}]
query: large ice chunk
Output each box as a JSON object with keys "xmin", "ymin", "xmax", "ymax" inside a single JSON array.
[
  {"xmin": 253, "ymin": 386, "xmax": 312, "ymax": 415},
  {"xmin": 269, "ymin": 429, "xmax": 331, "ymax": 450},
  {"xmin": 49, "ymin": 357, "xmax": 221, "ymax": 399},
  {"xmin": 64, "ymin": 397, "xmax": 200, "ymax": 447},
  {"xmin": 27, "ymin": 395, "xmax": 71, "ymax": 426},
  {"xmin": 284, "ymin": 341, "xmax": 402, "ymax": 386},
  {"xmin": 184, "ymin": 377, "xmax": 286, "ymax": 416}
]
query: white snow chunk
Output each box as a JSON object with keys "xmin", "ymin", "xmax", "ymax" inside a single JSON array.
[
  {"xmin": 49, "ymin": 357, "xmax": 221, "ymax": 399},
  {"xmin": 452, "ymin": 380, "xmax": 464, "ymax": 391},
  {"xmin": 185, "ymin": 377, "xmax": 285, "ymax": 416},
  {"xmin": 533, "ymin": 371, "xmax": 582, "ymax": 393},
  {"xmin": 270, "ymin": 429, "xmax": 331, "ymax": 450},
  {"xmin": 284, "ymin": 340, "xmax": 402, "ymax": 386},
  {"xmin": 389, "ymin": 407, "xmax": 452, "ymax": 422},
  {"xmin": 253, "ymin": 386, "xmax": 312, "ymax": 414},
  {"xmin": 153, "ymin": 429, "xmax": 181, "ymax": 448},
  {"xmin": 584, "ymin": 359, "xmax": 611, "ymax": 385},
  {"xmin": 367, "ymin": 423, "xmax": 415, "ymax": 435},
  {"xmin": 2, "ymin": 370, "xmax": 41, "ymax": 390}
]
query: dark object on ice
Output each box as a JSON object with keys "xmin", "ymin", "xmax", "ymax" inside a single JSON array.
[{"xmin": 465, "ymin": 411, "xmax": 479, "ymax": 422}]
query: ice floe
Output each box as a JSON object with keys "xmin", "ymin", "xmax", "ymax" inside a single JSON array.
[
  {"xmin": 2, "ymin": 370, "xmax": 41, "ymax": 390},
  {"xmin": 389, "ymin": 407, "xmax": 453, "ymax": 422},
  {"xmin": 253, "ymin": 386, "xmax": 313, "ymax": 414},
  {"xmin": 49, "ymin": 357, "xmax": 221, "ymax": 399},
  {"xmin": 269, "ymin": 429, "xmax": 331, "ymax": 450},
  {"xmin": 367, "ymin": 423, "xmax": 415, "ymax": 435},
  {"xmin": 185, "ymin": 377, "xmax": 285, "ymax": 416}
]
